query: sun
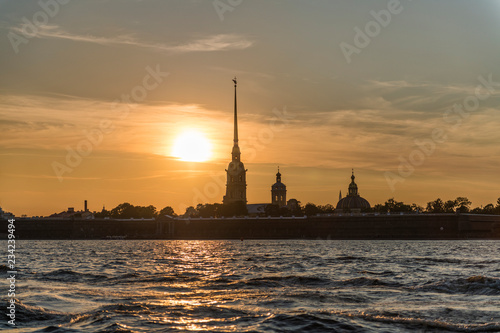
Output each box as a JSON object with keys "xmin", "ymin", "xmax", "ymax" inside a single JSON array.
[{"xmin": 171, "ymin": 130, "xmax": 212, "ymax": 162}]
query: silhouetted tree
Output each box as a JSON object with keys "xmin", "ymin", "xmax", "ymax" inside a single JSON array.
[
  {"xmin": 138, "ymin": 205, "xmax": 157, "ymax": 219},
  {"xmin": 443, "ymin": 200, "xmax": 456, "ymax": 213},
  {"xmin": 372, "ymin": 198, "xmax": 411, "ymax": 213},
  {"xmin": 264, "ymin": 204, "xmax": 280, "ymax": 217},
  {"xmin": 470, "ymin": 201, "xmax": 500, "ymax": 215},
  {"xmin": 111, "ymin": 203, "xmax": 134, "ymax": 218},
  {"xmin": 426, "ymin": 198, "xmax": 445, "ymax": 213},
  {"xmin": 303, "ymin": 203, "xmax": 320, "ymax": 216},
  {"xmin": 436, "ymin": 197, "xmax": 472, "ymax": 213},
  {"xmin": 387, "ymin": 198, "xmax": 412, "ymax": 213},
  {"xmin": 455, "ymin": 197, "xmax": 471, "ymax": 213},
  {"xmin": 410, "ymin": 203, "xmax": 424, "ymax": 213},
  {"xmin": 470, "ymin": 206, "xmax": 483, "ymax": 214},
  {"xmin": 279, "ymin": 206, "xmax": 291, "ymax": 217},
  {"xmin": 373, "ymin": 204, "xmax": 386, "ymax": 213},
  {"xmin": 482, "ymin": 204, "xmax": 496, "ymax": 215},
  {"xmin": 183, "ymin": 206, "xmax": 199, "ymax": 218},
  {"xmin": 318, "ymin": 204, "xmax": 335, "ymax": 214},
  {"xmin": 196, "ymin": 203, "xmax": 222, "ymax": 218},
  {"xmin": 109, "ymin": 203, "xmax": 157, "ymax": 219},
  {"xmin": 385, "ymin": 198, "xmax": 397, "ymax": 211},
  {"xmin": 158, "ymin": 206, "xmax": 176, "ymax": 217}
]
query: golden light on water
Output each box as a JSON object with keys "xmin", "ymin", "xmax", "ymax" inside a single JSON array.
[{"xmin": 172, "ymin": 130, "xmax": 213, "ymax": 162}]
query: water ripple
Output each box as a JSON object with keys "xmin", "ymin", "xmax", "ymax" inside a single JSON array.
[{"xmin": 2, "ymin": 239, "xmax": 499, "ymax": 332}]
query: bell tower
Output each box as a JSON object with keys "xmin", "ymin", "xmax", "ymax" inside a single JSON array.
[{"xmin": 271, "ymin": 167, "xmax": 287, "ymax": 207}]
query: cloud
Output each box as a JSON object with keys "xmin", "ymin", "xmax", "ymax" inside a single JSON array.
[
  {"xmin": 169, "ymin": 34, "xmax": 254, "ymax": 53},
  {"xmin": 10, "ymin": 24, "xmax": 254, "ymax": 53},
  {"xmin": 367, "ymin": 79, "xmax": 500, "ymax": 113},
  {"xmin": 2, "ymin": 173, "xmax": 102, "ymax": 181},
  {"xmin": 0, "ymin": 93, "xmax": 233, "ymax": 157}
]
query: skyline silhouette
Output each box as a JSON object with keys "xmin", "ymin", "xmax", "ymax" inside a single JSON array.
[
  {"xmin": 2, "ymin": 3, "xmax": 500, "ymax": 332},
  {"xmin": 1, "ymin": 1, "xmax": 499, "ymax": 216}
]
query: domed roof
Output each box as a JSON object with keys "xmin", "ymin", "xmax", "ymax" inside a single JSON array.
[
  {"xmin": 336, "ymin": 170, "xmax": 370, "ymax": 211},
  {"xmin": 336, "ymin": 196, "xmax": 370, "ymax": 210},
  {"xmin": 272, "ymin": 182, "xmax": 286, "ymax": 190}
]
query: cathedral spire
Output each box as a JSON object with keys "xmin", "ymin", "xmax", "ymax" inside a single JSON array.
[
  {"xmin": 233, "ymin": 77, "xmax": 238, "ymax": 146},
  {"xmin": 224, "ymin": 77, "xmax": 247, "ymax": 205},
  {"xmin": 231, "ymin": 77, "xmax": 241, "ymax": 161}
]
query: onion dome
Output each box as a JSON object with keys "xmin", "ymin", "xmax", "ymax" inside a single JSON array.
[{"xmin": 272, "ymin": 167, "xmax": 286, "ymax": 191}]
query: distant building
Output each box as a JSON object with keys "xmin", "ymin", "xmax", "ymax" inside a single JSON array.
[
  {"xmin": 245, "ymin": 169, "xmax": 288, "ymax": 216},
  {"xmin": 286, "ymin": 199, "xmax": 300, "ymax": 213},
  {"xmin": 0, "ymin": 207, "xmax": 15, "ymax": 220},
  {"xmin": 336, "ymin": 170, "xmax": 370, "ymax": 213},
  {"xmin": 247, "ymin": 204, "xmax": 268, "ymax": 217},
  {"xmin": 49, "ymin": 201, "xmax": 94, "ymax": 219},
  {"xmin": 271, "ymin": 167, "xmax": 287, "ymax": 207},
  {"xmin": 223, "ymin": 77, "xmax": 247, "ymax": 205}
]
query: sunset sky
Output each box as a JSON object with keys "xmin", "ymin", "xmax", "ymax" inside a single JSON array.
[{"xmin": 1, "ymin": 0, "xmax": 500, "ymax": 216}]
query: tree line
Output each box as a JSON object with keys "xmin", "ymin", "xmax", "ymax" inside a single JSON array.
[
  {"xmin": 94, "ymin": 196, "xmax": 500, "ymax": 219},
  {"xmin": 94, "ymin": 203, "xmax": 176, "ymax": 219},
  {"xmin": 94, "ymin": 201, "xmax": 249, "ymax": 219}
]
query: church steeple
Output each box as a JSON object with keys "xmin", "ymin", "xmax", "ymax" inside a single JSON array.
[
  {"xmin": 233, "ymin": 77, "xmax": 238, "ymax": 145},
  {"xmin": 276, "ymin": 166, "xmax": 281, "ymax": 183},
  {"xmin": 224, "ymin": 77, "xmax": 247, "ymax": 205},
  {"xmin": 231, "ymin": 77, "xmax": 241, "ymax": 161}
]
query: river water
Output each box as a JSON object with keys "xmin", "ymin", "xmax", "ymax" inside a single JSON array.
[{"xmin": 1, "ymin": 240, "xmax": 499, "ymax": 332}]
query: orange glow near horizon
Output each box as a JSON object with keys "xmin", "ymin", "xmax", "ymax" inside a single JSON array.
[
  {"xmin": 171, "ymin": 130, "xmax": 213, "ymax": 162},
  {"xmin": 2, "ymin": 1, "xmax": 500, "ymax": 217}
]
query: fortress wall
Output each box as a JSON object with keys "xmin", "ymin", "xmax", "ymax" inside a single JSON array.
[
  {"xmin": 161, "ymin": 215, "xmax": 463, "ymax": 240},
  {"xmin": 1, "ymin": 214, "xmax": 499, "ymax": 239},
  {"xmin": 2, "ymin": 218, "xmax": 157, "ymax": 239}
]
